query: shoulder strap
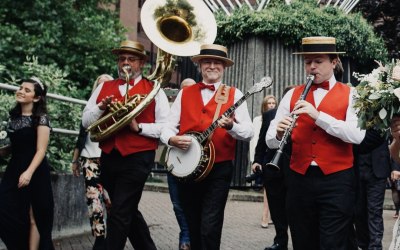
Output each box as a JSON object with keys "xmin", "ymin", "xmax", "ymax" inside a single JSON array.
[{"xmin": 206, "ymin": 84, "xmax": 231, "ymax": 144}]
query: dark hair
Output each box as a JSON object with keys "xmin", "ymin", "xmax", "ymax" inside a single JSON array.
[
  {"xmin": 9, "ymin": 78, "xmax": 48, "ymax": 125},
  {"xmin": 333, "ymin": 58, "xmax": 344, "ymax": 82},
  {"xmin": 282, "ymin": 85, "xmax": 297, "ymax": 98}
]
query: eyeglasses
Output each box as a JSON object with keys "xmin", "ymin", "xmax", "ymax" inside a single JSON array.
[{"xmin": 118, "ymin": 56, "xmax": 141, "ymax": 63}]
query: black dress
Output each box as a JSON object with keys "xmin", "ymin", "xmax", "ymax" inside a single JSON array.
[{"xmin": 0, "ymin": 115, "xmax": 54, "ymax": 250}]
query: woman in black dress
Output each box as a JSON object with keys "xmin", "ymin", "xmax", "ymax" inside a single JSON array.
[{"xmin": 0, "ymin": 77, "xmax": 54, "ymax": 249}]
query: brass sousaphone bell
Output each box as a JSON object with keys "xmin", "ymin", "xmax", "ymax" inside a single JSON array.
[{"xmin": 87, "ymin": 0, "xmax": 217, "ymax": 142}]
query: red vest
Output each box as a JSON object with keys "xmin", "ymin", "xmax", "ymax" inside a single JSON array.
[
  {"xmin": 180, "ymin": 83, "xmax": 236, "ymax": 163},
  {"xmin": 96, "ymin": 78, "xmax": 158, "ymax": 156},
  {"xmin": 289, "ymin": 82, "xmax": 353, "ymax": 175}
]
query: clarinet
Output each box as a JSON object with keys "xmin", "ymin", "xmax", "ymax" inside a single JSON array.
[{"xmin": 266, "ymin": 74, "xmax": 315, "ymax": 171}]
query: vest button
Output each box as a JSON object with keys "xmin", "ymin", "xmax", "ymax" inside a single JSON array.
[
  {"xmin": 312, "ymin": 140, "xmax": 316, "ymax": 144},
  {"xmin": 202, "ymin": 109, "xmax": 206, "ymax": 113},
  {"xmin": 312, "ymin": 155, "xmax": 316, "ymax": 158}
]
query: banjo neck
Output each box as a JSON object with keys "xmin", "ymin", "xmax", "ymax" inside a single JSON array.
[{"xmin": 197, "ymin": 91, "xmax": 252, "ymax": 143}]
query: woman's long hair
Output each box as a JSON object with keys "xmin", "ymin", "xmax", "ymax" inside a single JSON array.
[
  {"xmin": 9, "ymin": 77, "xmax": 48, "ymax": 125},
  {"xmin": 261, "ymin": 95, "xmax": 277, "ymax": 114}
]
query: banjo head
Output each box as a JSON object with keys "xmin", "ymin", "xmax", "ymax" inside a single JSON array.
[{"xmin": 167, "ymin": 134, "xmax": 203, "ymax": 178}]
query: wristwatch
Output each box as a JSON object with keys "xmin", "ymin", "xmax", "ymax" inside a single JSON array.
[{"xmin": 138, "ymin": 124, "xmax": 143, "ymax": 133}]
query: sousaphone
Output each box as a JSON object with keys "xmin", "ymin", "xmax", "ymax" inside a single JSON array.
[{"xmin": 87, "ymin": 0, "xmax": 217, "ymax": 142}]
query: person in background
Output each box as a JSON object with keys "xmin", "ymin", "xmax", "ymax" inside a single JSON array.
[
  {"xmin": 388, "ymin": 117, "xmax": 400, "ymax": 250},
  {"xmin": 266, "ymin": 36, "xmax": 365, "ymax": 249},
  {"xmin": 0, "ymin": 77, "xmax": 54, "ymax": 249},
  {"xmin": 71, "ymin": 74, "xmax": 113, "ymax": 250},
  {"xmin": 161, "ymin": 44, "xmax": 254, "ymax": 249},
  {"xmin": 82, "ymin": 40, "xmax": 170, "ymax": 250},
  {"xmin": 181, "ymin": 78, "xmax": 196, "ymax": 89},
  {"xmin": 250, "ymin": 95, "xmax": 277, "ymax": 228},
  {"xmin": 354, "ymin": 140, "xmax": 391, "ymax": 250},
  {"xmin": 390, "ymin": 174, "xmax": 400, "ymax": 219},
  {"xmin": 253, "ymin": 86, "xmax": 296, "ymax": 250},
  {"xmin": 167, "ymin": 77, "xmax": 196, "ymax": 250}
]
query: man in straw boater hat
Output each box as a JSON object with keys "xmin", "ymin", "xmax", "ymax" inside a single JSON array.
[
  {"xmin": 266, "ymin": 36, "xmax": 366, "ymax": 250},
  {"xmin": 82, "ymin": 40, "xmax": 170, "ymax": 250},
  {"xmin": 161, "ymin": 44, "xmax": 254, "ymax": 249}
]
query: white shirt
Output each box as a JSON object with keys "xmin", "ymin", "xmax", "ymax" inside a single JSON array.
[
  {"xmin": 266, "ymin": 75, "xmax": 365, "ymax": 152},
  {"xmin": 80, "ymin": 133, "xmax": 101, "ymax": 158},
  {"xmin": 160, "ymin": 81, "xmax": 254, "ymax": 145},
  {"xmin": 82, "ymin": 75, "xmax": 170, "ymax": 138},
  {"xmin": 249, "ymin": 115, "xmax": 262, "ymax": 163}
]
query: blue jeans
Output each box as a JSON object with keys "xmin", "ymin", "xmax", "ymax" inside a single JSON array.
[{"xmin": 167, "ymin": 173, "xmax": 190, "ymax": 245}]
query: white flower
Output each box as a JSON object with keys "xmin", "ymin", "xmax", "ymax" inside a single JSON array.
[
  {"xmin": 394, "ymin": 88, "xmax": 400, "ymax": 100},
  {"xmin": 369, "ymin": 92, "xmax": 381, "ymax": 100},
  {"xmin": 0, "ymin": 131, "xmax": 7, "ymax": 140}
]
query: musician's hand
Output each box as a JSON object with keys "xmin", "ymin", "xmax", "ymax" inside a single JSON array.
[
  {"xmin": 251, "ymin": 163, "xmax": 262, "ymax": 173},
  {"xmin": 169, "ymin": 136, "xmax": 192, "ymax": 150},
  {"xmin": 293, "ymin": 100, "xmax": 319, "ymax": 120},
  {"xmin": 276, "ymin": 116, "xmax": 293, "ymax": 140},
  {"xmin": 218, "ymin": 115, "xmax": 234, "ymax": 130},
  {"xmin": 391, "ymin": 116, "xmax": 400, "ymax": 141},
  {"xmin": 130, "ymin": 119, "xmax": 140, "ymax": 133},
  {"xmin": 98, "ymin": 95, "xmax": 114, "ymax": 110}
]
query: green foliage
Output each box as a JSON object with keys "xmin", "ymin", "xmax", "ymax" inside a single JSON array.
[
  {"xmin": 215, "ymin": 1, "xmax": 388, "ymax": 64},
  {"xmin": 0, "ymin": 0, "xmax": 126, "ymax": 91},
  {"xmin": 154, "ymin": 0, "xmax": 196, "ymax": 26},
  {"xmin": 356, "ymin": 0, "xmax": 400, "ymax": 59},
  {"xmin": 0, "ymin": 58, "xmax": 83, "ymax": 172}
]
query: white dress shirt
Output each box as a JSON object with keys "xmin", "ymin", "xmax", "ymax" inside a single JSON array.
[
  {"xmin": 82, "ymin": 75, "xmax": 170, "ymax": 138},
  {"xmin": 160, "ymin": 81, "xmax": 254, "ymax": 145},
  {"xmin": 266, "ymin": 75, "xmax": 365, "ymax": 152}
]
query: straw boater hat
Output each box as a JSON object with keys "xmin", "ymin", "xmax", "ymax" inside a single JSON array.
[
  {"xmin": 111, "ymin": 40, "xmax": 147, "ymax": 60},
  {"xmin": 191, "ymin": 44, "xmax": 234, "ymax": 67},
  {"xmin": 293, "ymin": 36, "xmax": 345, "ymax": 55}
]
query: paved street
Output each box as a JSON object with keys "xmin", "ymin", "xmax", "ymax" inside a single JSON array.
[
  {"xmin": 47, "ymin": 190, "xmax": 398, "ymax": 249},
  {"xmin": 1, "ymin": 188, "xmax": 398, "ymax": 249}
]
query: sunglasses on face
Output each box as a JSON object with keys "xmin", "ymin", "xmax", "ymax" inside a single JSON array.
[{"xmin": 118, "ymin": 56, "xmax": 141, "ymax": 63}]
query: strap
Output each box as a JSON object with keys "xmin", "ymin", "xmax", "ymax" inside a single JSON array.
[{"xmin": 206, "ymin": 84, "xmax": 230, "ymax": 145}]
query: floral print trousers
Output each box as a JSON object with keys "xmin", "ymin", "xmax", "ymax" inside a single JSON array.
[{"xmin": 81, "ymin": 157, "xmax": 111, "ymax": 237}]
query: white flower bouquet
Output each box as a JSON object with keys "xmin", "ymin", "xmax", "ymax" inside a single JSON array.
[{"xmin": 354, "ymin": 59, "xmax": 400, "ymax": 133}]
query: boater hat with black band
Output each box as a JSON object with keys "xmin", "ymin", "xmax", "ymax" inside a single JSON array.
[
  {"xmin": 191, "ymin": 44, "xmax": 234, "ymax": 67},
  {"xmin": 112, "ymin": 40, "xmax": 147, "ymax": 60},
  {"xmin": 293, "ymin": 36, "xmax": 345, "ymax": 55}
]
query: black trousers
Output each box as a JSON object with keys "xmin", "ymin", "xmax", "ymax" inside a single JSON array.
[
  {"xmin": 354, "ymin": 169, "xmax": 386, "ymax": 250},
  {"xmin": 286, "ymin": 166, "xmax": 355, "ymax": 250},
  {"xmin": 264, "ymin": 176, "xmax": 289, "ymax": 247},
  {"xmin": 100, "ymin": 149, "xmax": 156, "ymax": 250},
  {"xmin": 177, "ymin": 161, "xmax": 233, "ymax": 250}
]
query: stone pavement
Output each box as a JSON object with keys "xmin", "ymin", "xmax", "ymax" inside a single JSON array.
[{"xmin": 1, "ymin": 186, "xmax": 398, "ymax": 249}]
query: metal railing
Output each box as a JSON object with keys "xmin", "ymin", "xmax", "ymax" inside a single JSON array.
[{"xmin": 0, "ymin": 83, "xmax": 84, "ymax": 136}]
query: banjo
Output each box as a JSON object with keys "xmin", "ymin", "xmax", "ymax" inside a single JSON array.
[{"xmin": 166, "ymin": 76, "xmax": 273, "ymax": 182}]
